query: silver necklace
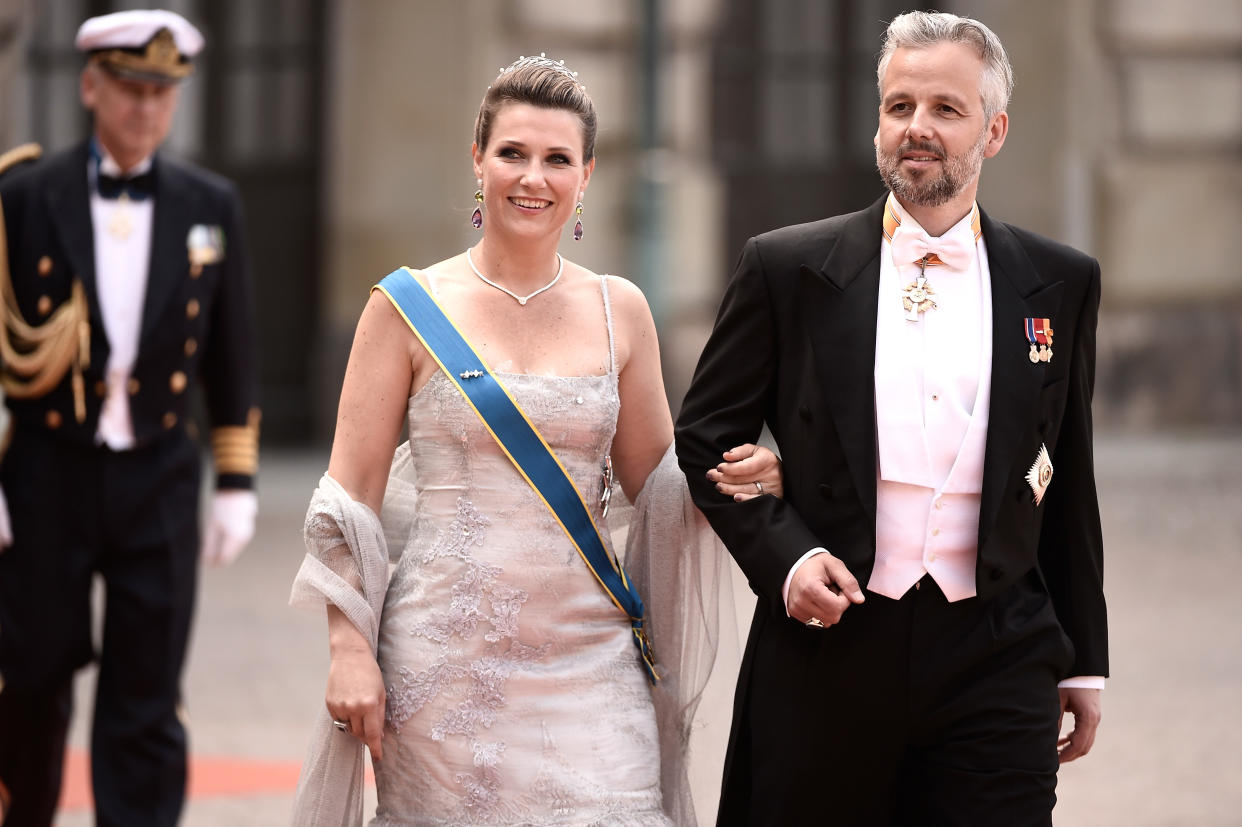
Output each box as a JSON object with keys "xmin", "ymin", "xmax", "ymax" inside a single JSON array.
[{"xmin": 466, "ymin": 247, "xmax": 563, "ymax": 306}]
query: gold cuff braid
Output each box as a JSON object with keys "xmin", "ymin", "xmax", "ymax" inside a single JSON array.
[{"xmin": 211, "ymin": 407, "xmax": 261, "ymax": 476}]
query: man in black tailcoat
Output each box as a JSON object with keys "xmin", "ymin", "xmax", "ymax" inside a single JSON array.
[
  {"xmin": 0, "ymin": 10, "xmax": 259, "ymax": 826},
  {"xmin": 677, "ymin": 11, "xmax": 1106, "ymax": 826}
]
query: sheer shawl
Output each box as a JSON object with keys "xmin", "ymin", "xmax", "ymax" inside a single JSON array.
[
  {"xmin": 288, "ymin": 442, "xmax": 735, "ymax": 826},
  {"xmin": 623, "ymin": 443, "xmax": 738, "ymax": 825},
  {"xmin": 287, "ymin": 446, "xmax": 417, "ymax": 826}
]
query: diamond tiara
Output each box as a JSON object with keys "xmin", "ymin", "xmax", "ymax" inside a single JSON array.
[{"xmin": 495, "ymin": 52, "xmax": 582, "ymax": 86}]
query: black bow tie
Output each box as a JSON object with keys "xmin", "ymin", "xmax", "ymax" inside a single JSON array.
[{"xmin": 97, "ymin": 170, "xmax": 154, "ymax": 201}]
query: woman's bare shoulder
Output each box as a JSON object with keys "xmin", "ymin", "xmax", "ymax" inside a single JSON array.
[
  {"xmin": 419, "ymin": 251, "xmax": 468, "ymax": 278},
  {"xmin": 597, "ymin": 272, "xmax": 653, "ymax": 323}
]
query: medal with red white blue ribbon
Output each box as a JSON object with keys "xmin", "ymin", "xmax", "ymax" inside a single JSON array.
[{"xmin": 1024, "ymin": 317, "xmax": 1054, "ymax": 363}]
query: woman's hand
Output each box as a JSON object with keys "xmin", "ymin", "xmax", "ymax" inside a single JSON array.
[
  {"xmin": 326, "ymin": 647, "xmax": 387, "ymax": 761},
  {"xmin": 707, "ymin": 443, "xmax": 784, "ymax": 501},
  {"xmin": 325, "ymin": 607, "xmax": 387, "ymax": 762}
]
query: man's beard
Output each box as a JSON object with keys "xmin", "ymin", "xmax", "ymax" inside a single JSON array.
[{"xmin": 876, "ymin": 130, "xmax": 986, "ymax": 207}]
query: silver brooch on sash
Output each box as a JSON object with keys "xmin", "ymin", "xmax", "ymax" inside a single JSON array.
[{"xmin": 1025, "ymin": 443, "xmax": 1054, "ymax": 505}]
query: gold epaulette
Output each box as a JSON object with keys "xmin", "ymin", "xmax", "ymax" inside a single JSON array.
[
  {"xmin": 211, "ymin": 407, "xmax": 261, "ymax": 477},
  {"xmin": 0, "ymin": 143, "xmax": 92, "ymax": 423},
  {"xmin": 0, "ymin": 143, "xmax": 41, "ymax": 176}
]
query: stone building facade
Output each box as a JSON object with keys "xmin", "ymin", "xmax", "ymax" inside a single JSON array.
[{"xmin": 2, "ymin": 0, "xmax": 1239, "ymax": 437}]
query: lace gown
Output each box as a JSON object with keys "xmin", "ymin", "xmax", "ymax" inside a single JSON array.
[{"xmin": 371, "ymin": 278, "xmax": 669, "ymax": 826}]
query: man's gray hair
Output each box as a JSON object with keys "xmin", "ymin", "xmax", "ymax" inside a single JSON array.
[{"xmin": 876, "ymin": 11, "xmax": 1014, "ymax": 121}]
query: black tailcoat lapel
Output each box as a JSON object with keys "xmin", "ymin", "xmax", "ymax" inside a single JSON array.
[
  {"xmin": 976, "ymin": 209, "xmax": 1063, "ymax": 558},
  {"xmin": 801, "ymin": 198, "xmax": 885, "ymax": 526},
  {"xmin": 43, "ymin": 143, "xmax": 103, "ymax": 341},
  {"xmin": 141, "ymin": 155, "xmax": 199, "ymax": 348}
]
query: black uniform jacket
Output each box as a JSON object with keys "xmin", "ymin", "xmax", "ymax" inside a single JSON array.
[
  {"xmin": 1, "ymin": 141, "xmax": 257, "ymax": 488},
  {"xmin": 675, "ymin": 195, "xmax": 1107, "ymax": 678}
]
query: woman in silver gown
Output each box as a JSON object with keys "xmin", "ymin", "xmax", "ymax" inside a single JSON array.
[{"xmin": 292, "ymin": 56, "xmax": 781, "ymax": 826}]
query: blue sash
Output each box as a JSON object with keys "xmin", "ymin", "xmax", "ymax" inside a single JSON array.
[{"xmin": 374, "ymin": 267, "xmax": 657, "ymax": 683}]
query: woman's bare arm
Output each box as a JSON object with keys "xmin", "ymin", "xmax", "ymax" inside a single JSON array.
[{"xmin": 320, "ymin": 290, "xmax": 419, "ymax": 762}]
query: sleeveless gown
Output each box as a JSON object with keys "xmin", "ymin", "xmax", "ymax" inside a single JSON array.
[{"xmin": 370, "ymin": 278, "xmax": 670, "ymax": 826}]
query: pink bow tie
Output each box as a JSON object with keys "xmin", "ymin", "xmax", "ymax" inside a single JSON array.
[{"xmin": 891, "ymin": 224, "xmax": 975, "ymax": 271}]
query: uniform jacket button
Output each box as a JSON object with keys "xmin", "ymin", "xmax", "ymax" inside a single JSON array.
[
  {"xmin": 37, "ymin": 295, "xmax": 52, "ymax": 315},
  {"xmin": 37, "ymin": 255, "xmax": 52, "ymax": 276},
  {"xmin": 169, "ymin": 371, "xmax": 187, "ymax": 394},
  {"xmin": 184, "ymin": 337, "xmax": 197, "ymax": 356},
  {"xmin": 163, "ymin": 412, "xmax": 178, "ymax": 429},
  {"xmin": 127, "ymin": 377, "xmax": 141, "ymax": 395},
  {"xmin": 186, "ymin": 298, "xmax": 200, "ymax": 319},
  {"xmin": 45, "ymin": 409, "xmax": 62, "ymax": 429},
  {"xmin": 95, "ymin": 380, "xmax": 107, "ymax": 397}
]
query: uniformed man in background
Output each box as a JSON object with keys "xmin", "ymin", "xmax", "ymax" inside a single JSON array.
[{"xmin": 0, "ymin": 10, "xmax": 259, "ymax": 825}]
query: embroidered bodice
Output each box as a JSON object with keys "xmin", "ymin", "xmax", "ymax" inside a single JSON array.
[{"xmin": 370, "ymin": 281, "xmax": 669, "ymax": 826}]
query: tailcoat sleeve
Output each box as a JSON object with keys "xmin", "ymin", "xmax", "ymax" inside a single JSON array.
[
  {"xmin": 201, "ymin": 181, "xmax": 259, "ymax": 490},
  {"xmin": 675, "ymin": 238, "xmax": 822, "ymax": 615},
  {"xmin": 1037, "ymin": 259, "xmax": 1108, "ymax": 677}
]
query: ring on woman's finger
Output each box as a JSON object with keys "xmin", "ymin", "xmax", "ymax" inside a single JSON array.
[
  {"xmin": 755, "ymin": 481, "xmax": 763, "ymax": 495},
  {"xmin": 332, "ymin": 719, "xmax": 350, "ymax": 733},
  {"xmin": 805, "ymin": 617, "xmax": 825, "ymax": 628}
]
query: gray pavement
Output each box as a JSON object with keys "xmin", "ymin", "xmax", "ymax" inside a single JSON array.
[{"xmin": 56, "ymin": 430, "xmax": 1242, "ymax": 825}]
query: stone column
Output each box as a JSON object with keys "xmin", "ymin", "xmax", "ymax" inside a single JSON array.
[
  {"xmin": 1091, "ymin": 0, "xmax": 1242, "ymax": 427},
  {"xmin": 0, "ymin": 0, "xmax": 29, "ymax": 151}
]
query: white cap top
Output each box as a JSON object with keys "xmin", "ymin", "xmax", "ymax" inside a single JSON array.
[{"xmin": 74, "ymin": 9, "xmax": 204, "ymax": 58}]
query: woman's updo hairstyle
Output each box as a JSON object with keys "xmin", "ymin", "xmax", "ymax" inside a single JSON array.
[{"xmin": 474, "ymin": 54, "xmax": 597, "ymax": 162}]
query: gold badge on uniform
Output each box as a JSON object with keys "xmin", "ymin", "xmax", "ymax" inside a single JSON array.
[
  {"xmin": 186, "ymin": 224, "xmax": 225, "ymax": 267},
  {"xmin": 1026, "ymin": 443, "xmax": 1054, "ymax": 505}
]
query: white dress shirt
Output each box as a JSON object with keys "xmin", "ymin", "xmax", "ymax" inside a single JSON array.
[
  {"xmin": 869, "ymin": 196, "xmax": 990, "ymax": 602},
  {"xmin": 90, "ymin": 149, "xmax": 154, "ymax": 450}
]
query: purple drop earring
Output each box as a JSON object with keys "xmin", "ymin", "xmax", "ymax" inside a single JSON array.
[
  {"xmin": 471, "ymin": 179, "xmax": 483, "ymax": 229},
  {"xmin": 573, "ymin": 193, "xmax": 584, "ymax": 241}
]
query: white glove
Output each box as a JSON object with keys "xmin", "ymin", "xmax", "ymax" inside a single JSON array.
[
  {"xmin": 202, "ymin": 489, "xmax": 257, "ymax": 566},
  {"xmin": 0, "ymin": 483, "xmax": 11, "ymax": 550}
]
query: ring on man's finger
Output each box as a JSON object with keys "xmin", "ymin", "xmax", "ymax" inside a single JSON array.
[
  {"xmin": 332, "ymin": 719, "xmax": 350, "ymax": 732},
  {"xmin": 755, "ymin": 481, "xmax": 763, "ymax": 494},
  {"xmin": 805, "ymin": 617, "xmax": 825, "ymax": 628}
]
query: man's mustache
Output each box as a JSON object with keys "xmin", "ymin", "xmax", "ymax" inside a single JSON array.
[{"xmin": 896, "ymin": 141, "xmax": 946, "ymax": 160}]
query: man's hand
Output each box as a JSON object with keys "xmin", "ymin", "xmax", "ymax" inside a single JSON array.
[
  {"xmin": 201, "ymin": 489, "xmax": 257, "ymax": 565},
  {"xmin": 707, "ymin": 443, "xmax": 784, "ymax": 501},
  {"xmin": 1057, "ymin": 686, "xmax": 1102, "ymax": 762},
  {"xmin": 0, "ymin": 484, "xmax": 11, "ymax": 551},
  {"xmin": 787, "ymin": 552, "xmax": 865, "ymax": 627}
]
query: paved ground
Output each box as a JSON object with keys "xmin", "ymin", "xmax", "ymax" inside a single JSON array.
[{"xmin": 53, "ymin": 429, "xmax": 1242, "ymax": 825}]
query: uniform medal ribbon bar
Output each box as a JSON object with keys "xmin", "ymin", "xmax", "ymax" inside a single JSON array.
[
  {"xmin": 373, "ymin": 268, "xmax": 658, "ymax": 684},
  {"xmin": 1024, "ymin": 317, "xmax": 1054, "ymax": 363}
]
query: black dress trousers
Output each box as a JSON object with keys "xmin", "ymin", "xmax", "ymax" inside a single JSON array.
[
  {"xmin": 720, "ymin": 571, "xmax": 1073, "ymax": 827},
  {"xmin": 0, "ymin": 426, "xmax": 200, "ymax": 827}
]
